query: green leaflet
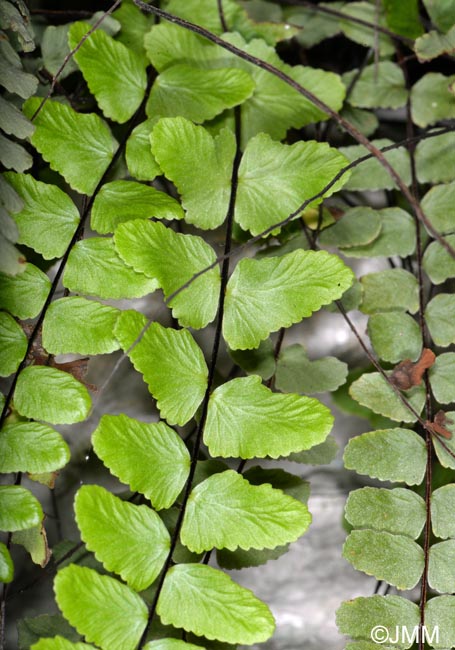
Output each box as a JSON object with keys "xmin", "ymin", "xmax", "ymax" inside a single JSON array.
[
  {"xmin": 92, "ymin": 413, "xmax": 190, "ymax": 510},
  {"xmin": 343, "ymin": 428, "xmax": 427, "ymax": 485},
  {"xmin": 63, "ymin": 237, "xmax": 159, "ymax": 300},
  {"xmin": 338, "ymin": 2, "xmax": 394, "ymax": 55},
  {"xmin": 223, "ymin": 250, "xmax": 354, "ymax": 349},
  {"xmin": 114, "ymin": 220, "xmax": 220, "ymax": 329},
  {"xmin": 3, "ymin": 172, "xmax": 79, "ymax": 259},
  {"xmin": 17, "ymin": 614, "xmax": 82, "ymax": 649},
  {"xmin": 12, "ymin": 522, "xmax": 50, "ymax": 567},
  {"xmin": 416, "ymin": 131, "xmax": 455, "ymax": 184},
  {"xmin": 0, "ymin": 263, "xmax": 50, "ymax": 319},
  {"xmin": 0, "ymin": 421, "xmax": 69, "ymax": 474},
  {"xmin": 343, "ymin": 529, "xmax": 424, "ymax": 590},
  {"xmin": 429, "ymin": 540, "xmax": 455, "ymax": 593},
  {"xmin": 423, "ymin": 234, "xmax": 455, "ymax": 284},
  {"xmin": 0, "ymin": 132, "xmax": 33, "ymax": 173},
  {"xmin": 75, "ymin": 485, "xmax": 170, "ymax": 591},
  {"xmin": 41, "ymin": 25, "xmax": 78, "ymax": 80},
  {"xmin": 383, "ymin": 0, "xmax": 423, "ymax": 38},
  {"xmin": 415, "ymin": 26, "xmax": 455, "ymax": 62},
  {"xmin": 422, "ymin": 0, "xmax": 455, "ymax": 31},
  {"xmin": 0, "ymin": 95, "xmax": 34, "ymax": 139},
  {"xmin": 432, "ymin": 485, "xmax": 455, "ymax": 538},
  {"xmin": 287, "ymin": 436, "xmax": 338, "ymax": 465},
  {"xmin": 204, "ymin": 375, "xmax": 333, "ymax": 458},
  {"xmin": 23, "ymin": 98, "xmax": 116, "ymax": 196},
  {"xmin": 349, "ymin": 373, "xmax": 425, "ymax": 422},
  {"xmin": 0, "ymin": 542, "xmax": 13, "ymax": 583},
  {"xmin": 425, "ymin": 595, "xmax": 455, "ymax": 649},
  {"xmin": 235, "ymin": 133, "xmax": 350, "ymax": 236},
  {"xmin": 345, "ymin": 487, "xmax": 426, "ymax": 539},
  {"xmin": 15, "ymin": 366, "xmax": 92, "ymax": 425},
  {"xmin": 0, "ymin": 485, "xmax": 43, "ymax": 531},
  {"xmin": 31, "ymin": 637, "xmax": 96, "ymax": 650},
  {"xmin": 340, "ymin": 209, "xmax": 416, "ymax": 258},
  {"xmin": 430, "ymin": 353, "xmax": 455, "ymax": 403},
  {"xmin": 411, "ymin": 73, "xmax": 455, "ymax": 127},
  {"xmin": 360, "ymin": 269, "xmax": 419, "ymax": 314},
  {"xmin": 426, "ymin": 296, "xmax": 455, "ymax": 347},
  {"xmin": 319, "ymin": 207, "xmax": 382, "ymax": 248},
  {"xmin": 275, "ymin": 344, "xmax": 348, "ymax": 394},
  {"xmin": 125, "ymin": 118, "xmax": 161, "ymax": 181},
  {"xmin": 54, "ymin": 565, "xmax": 148, "ymax": 650},
  {"xmin": 367, "ymin": 312, "xmax": 422, "ymax": 363},
  {"xmin": 42, "ymin": 297, "xmax": 121, "ymax": 355},
  {"xmin": 115, "ymin": 318, "xmax": 208, "ymax": 426},
  {"xmin": 157, "ymin": 564, "xmax": 275, "ymax": 644},
  {"xmin": 147, "ymin": 64, "xmax": 255, "ymax": 122},
  {"xmin": 68, "ymin": 22, "xmax": 147, "ymax": 123},
  {"xmin": 343, "ymin": 62, "xmax": 408, "ymax": 110},
  {"xmin": 144, "ymin": 642, "xmax": 206, "ymax": 650},
  {"xmin": 0, "ymin": 311, "xmax": 27, "ymax": 376},
  {"xmin": 336, "ymin": 595, "xmax": 420, "ymax": 647},
  {"xmin": 421, "ymin": 182, "xmax": 455, "ymax": 235},
  {"xmin": 285, "ymin": 4, "xmax": 342, "ymax": 48},
  {"xmin": 151, "ymin": 117, "xmax": 235, "ymax": 230},
  {"xmin": 339, "ymin": 140, "xmax": 411, "ymax": 191},
  {"xmin": 229, "ymin": 338, "xmax": 276, "ymax": 380},
  {"xmin": 433, "ymin": 412, "xmax": 455, "ymax": 469},
  {"xmin": 91, "ymin": 180, "xmax": 183, "ymax": 234},
  {"xmin": 341, "ymin": 105, "xmax": 379, "ymax": 137},
  {"xmin": 181, "ymin": 469, "xmax": 311, "ymax": 552}
]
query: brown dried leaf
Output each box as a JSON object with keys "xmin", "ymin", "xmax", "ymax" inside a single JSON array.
[{"xmin": 390, "ymin": 348, "xmax": 436, "ymax": 390}]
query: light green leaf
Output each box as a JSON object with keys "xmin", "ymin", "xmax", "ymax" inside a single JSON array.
[
  {"xmin": 433, "ymin": 412, "xmax": 455, "ymax": 469},
  {"xmin": 367, "ymin": 312, "xmax": 422, "ymax": 363},
  {"xmin": 339, "ymin": 140, "xmax": 411, "ymax": 191},
  {"xmin": 0, "ymin": 542, "xmax": 13, "ymax": 583},
  {"xmin": 360, "ymin": 269, "xmax": 419, "ymax": 314},
  {"xmin": 223, "ymin": 249, "xmax": 354, "ymax": 349},
  {"xmin": 144, "ymin": 22, "xmax": 219, "ymax": 73},
  {"xmin": 229, "ymin": 338, "xmax": 276, "ymax": 380},
  {"xmin": 0, "ymin": 263, "xmax": 50, "ymax": 319},
  {"xmin": 429, "ymin": 540, "xmax": 455, "ymax": 593},
  {"xmin": 235, "ymin": 134, "xmax": 350, "ymax": 236},
  {"xmin": 0, "ymin": 233, "xmax": 25, "ymax": 276},
  {"xmin": 287, "ymin": 436, "xmax": 338, "ymax": 465},
  {"xmin": 92, "ymin": 413, "xmax": 190, "ymax": 510},
  {"xmin": 181, "ymin": 469, "xmax": 311, "ymax": 552},
  {"xmin": 432, "ymin": 485, "xmax": 455, "ymax": 539},
  {"xmin": 68, "ymin": 22, "xmax": 147, "ymax": 123},
  {"xmin": 23, "ymin": 98, "xmax": 116, "ymax": 196},
  {"xmin": 416, "ymin": 131, "xmax": 455, "ymax": 184},
  {"xmin": 114, "ymin": 220, "xmax": 220, "ymax": 329},
  {"xmin": 144, "ymin": 641, "xmax": 206, "ymax": 650},
  {"xmin": 422, "ymin": 0, "xmax": 455, "ymax": 32},
  {"xmin": 339, "ymin": 2, "xmax": 394, "ymax": 56},
  {"xmin": 343, "ymin": 428, "xmax": 427, "ymax": 485},
  {"xmin": 0, "ymin": 95, "xmax": 34, "ymax": 139},
  {"xmin": 411, "ymin": 73, "xmax": 455, "ymax": 127},
  {"xmin": 341, "ymin": 208, "xmax": 416, "ymax": 258},
  {"xmin": 204, "ymin": 375, "xmax": 333, "ymax": 459},
  {"xmin": 349, "ymin": 373, "xmax": 425, "ymax": 423},
  {"xmin": 43, "ymin": 297, "xmax": 120, "ymax": 356},
  {"xmin": 426, "ymin": 296, "xmax": 455, "ymax": 347},
  {"xmin": 15, "ymin": 366, "xmax": 91, "ymax": 425},
  {"xmin": 91, "ymin": 180, "xmax": 183, "ymax": 234},
  {"xmin": 0, "ymin": 421, "xmax": 69, "ymax": 474},
  {"xmin": 343, "ymin": 62, "xmax": 407, "ymax": 110},
  {"xmin": 0, "ymin": 486, "xmax": 43, "ymax": 531},
  {"xmin": 147, "ymin": 64, "xmax": 254, "ymax": 123},
  {"xmin": 275, "ymin": 344, "xmax": 348, "ymax": 394},
  {"xmin": 54, "ymin": 565, "xmax": 148, "ymax": 650},
  {"xmin": 343, "ymin": 529, "xmax": 424, "ymax": 590},
  {"xmin": 115, "ymin": 318, "xmax": 208, "ymax": 427},
  {"xmin": 383, "ymin": 0, "xmax": 424, "ymax": 38},
  {"xmin": 12, "ymin": 522, "xmax": 51, "ymax": 567},
  {"xmin": 31, "ymin": 637, "xmax": 96, "ymax": 650},
  {"xmin": 336, "ymin": 595, "xmax": 420, "ymax": 647},
  {"xmin": 0, "ymin": 132, "xmax": 33, "ymax": 172},
  {"xmin": 430, "ymin": 353, "xmax": 455, "ymax": 403},
  {"xmin": 425, "ymin": 595, "xmax": 455, "ymax": 649},
  {"xmin": 421, "ymin": 182, "xmax": 455, "ymax": 235},
  {"xmin": 112, "ymin": 0, "xmax": 155, "ymax": 55},
  {"xmin": 157, "ymin": 563, "xmax": 275, "ymax": 644},
  {"xmin": 319, "ymin": 207, "xmax": 382, "ymax": 248},
  {"xmin": 64, "ymin": 237, "xmax": 159, "ymax": 300},
  {"xmin": 125, "ymin": 118, "xmax": 161, "ymax": 181},
  {"xmin": 415, "ymin": 25, "xmax": 455, "ymax": 62},
  {"xmin": 423, "ymin": 234, "xmax": 455, "ymax": 284},
  {"xmin": 151, "ymin": 117, "xmax": 234, "ymax": 230},
  {"xmin": 75, "ymin": 485, "xmax": 170, "ymax": 591},
  {"xmin": 3, "ymin": 172, "xmax": 79, "ymax": 260},
  {"xmin": 345, "ymin": 487, "xmax": 426, "ymax": 538},
  {"xmin": 0, "ymin": 311, "xmax": 27, "ymax": 376}
]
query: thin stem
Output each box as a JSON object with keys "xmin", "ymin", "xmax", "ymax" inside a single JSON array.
[{"xmin": 137, "ymin": 109, "xmax": 242, "ymax": 649}]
